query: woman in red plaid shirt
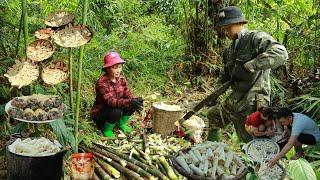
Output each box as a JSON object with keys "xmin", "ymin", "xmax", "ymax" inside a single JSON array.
[{"xmin": 92, "ymin": 52, "xmax": 143, "ymax": 137}]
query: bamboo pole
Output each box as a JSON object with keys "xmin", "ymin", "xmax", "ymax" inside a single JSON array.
[
  {"xmin": 15, "ymin": 12, "xmax": 23, "ymax": 57},
  {"xmin": 68, "ymin": 47, "xmax": 74, "ymax": 116},
  {"xmin": 74, "ymin": 0, "xmax": 88, "ymax": 153},
  {"xmin": 21, "ymin": 0, "xmax": 28, "ymax": 57}
]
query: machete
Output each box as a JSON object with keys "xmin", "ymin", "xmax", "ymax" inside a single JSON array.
[{"xmin": 178, "ymin": 80, "xmax": 231, "ymax": 125}]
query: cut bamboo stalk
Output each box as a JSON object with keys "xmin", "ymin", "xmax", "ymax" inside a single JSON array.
[
  {"xmin": 135, "ymin": 148, "xmax": 152, "ymax": 165},
  {"xmin": 142, "ymin": 129, "xmax": 150, "ymax": 154},
  {"xmin": 96, "ymin": 158, "xmax": 120, "ymax": 178},
  {"xmin": 158, "ymin": 156, "xmax": 178, "ymax": 180},
  {"xmin": 94, "ymin": 143, "xmax": 169, "ymax": 180},
  {"xmin": 86, "ymin": 146, "xmax": 156, "ymax": 180},
  {"xmin": 95, "ymin": 162, "xmax": 112, "ymax": 180},
  {"xmin": 104, "ymin": 158, "xmax": 143, "ymax": 180},
  {"xmin": 156, "ymin": 159, "xmax": 167, "ymax": 176},
  {"xmin": 83, "ymin": 146, "xmax": 127, "ymax": 166},
  {"xmin": 93, "ymin": 172, "xmax": 100, "ymax": 180}
]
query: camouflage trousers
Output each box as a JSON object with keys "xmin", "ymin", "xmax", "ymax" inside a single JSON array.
[{"xmin": 207, "ymin": 98, "xmax": 268, "ymax": 143}]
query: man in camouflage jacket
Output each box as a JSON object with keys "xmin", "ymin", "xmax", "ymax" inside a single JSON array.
[{"xmin": 207, "ymin": 6, "xmax": 288, "ymax": 142}]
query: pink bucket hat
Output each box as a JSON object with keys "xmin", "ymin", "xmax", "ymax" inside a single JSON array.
[{"xmin": 103, "ymin": 52, "xmax": 125, "ymax": 68}]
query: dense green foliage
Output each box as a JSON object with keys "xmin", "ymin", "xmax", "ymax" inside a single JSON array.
[{"xmin": 0, "ymin": 0, "xmax": 319, "ymax": 177}]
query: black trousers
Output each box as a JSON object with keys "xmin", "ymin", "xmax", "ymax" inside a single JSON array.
[
  {"xmin": 93, "ymin": 106, "xmax": 135, "ymax": 130},
  {"xmin": 297, "ymin": 133, "xmax": 317, "ymax": 145}
]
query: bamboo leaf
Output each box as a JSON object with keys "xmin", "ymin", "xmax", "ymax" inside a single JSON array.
[
  {"xmin": 11, "ymin": 122, "xmax": 27, "ymax": 134},
  {"xmin": 287, "ymin": 158, "xmax": 317, "ymax": 180},
  {"xmin": 50, "ymin": 119, "xmax": 76, "ymax": 150}
]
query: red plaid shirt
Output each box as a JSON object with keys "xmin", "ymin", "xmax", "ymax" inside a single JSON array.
[{"xmin": 92, "ymin": 74, "xmax": 133, "ymax": 117}]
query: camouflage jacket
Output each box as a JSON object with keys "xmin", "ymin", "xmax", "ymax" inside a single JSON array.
[{"xmin": 216, "ymin": 29, "xmax": 288, "ymax": 113}]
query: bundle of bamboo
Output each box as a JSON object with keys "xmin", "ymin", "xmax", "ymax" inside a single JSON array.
[{"xmin": 80, "ymin": 143, "xmax": 183, "ymax": 180}]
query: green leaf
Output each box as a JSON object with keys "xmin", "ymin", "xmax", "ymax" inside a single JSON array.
[
  {"xmin": 11, "ymin": 122, "xmax": 27, "ymax": 134},
  {"xmin": 287, "ymin": 158, "xmax": 317, "ymax": 180},
  {"xmin": 50, "ymin": 120, "xmax": 76, "ymax": 151}
]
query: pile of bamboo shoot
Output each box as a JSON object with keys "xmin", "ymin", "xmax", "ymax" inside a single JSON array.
[
  {"xmin": 101, "ymin": 133, "xmax": 191, "ymax": 157},
  {"xmin": 81, "ymin": 143, "xmax": 181, "ymax": 180},
  {"xmin": 174, "ymin": 141, "xmax": 247, "ymax": 179}
]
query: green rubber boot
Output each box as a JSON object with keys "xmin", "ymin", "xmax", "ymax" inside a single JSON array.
[
  {"xmin": 103, "ymin": 122, "xmax": 116, "ymax": 137},
  {"xmin": 119, "ymin": 116, "xmax": 132, "ymax": 133}
]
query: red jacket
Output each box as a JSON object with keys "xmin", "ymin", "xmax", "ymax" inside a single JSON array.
[{"xmin": 92, "ymin": 74, "xmax": 133, "ymax": 117}]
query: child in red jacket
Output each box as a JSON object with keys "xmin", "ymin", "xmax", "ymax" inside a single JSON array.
[
  {"xmin": 245, "ymin": 107, "xmax": 275, "ymax": 138},
  {"xmin": 92, "ymin": 52, "xmax": 143, "ymax": 137}
]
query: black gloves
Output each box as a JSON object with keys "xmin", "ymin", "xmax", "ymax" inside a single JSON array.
[{"xmin": 131, "ymin": 97, "xmax": 143, "ymax": 111}]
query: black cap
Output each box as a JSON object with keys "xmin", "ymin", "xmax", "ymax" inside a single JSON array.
[{"xmin": 216, "ymin": 6, "xmax": 248, "ymax": 27}]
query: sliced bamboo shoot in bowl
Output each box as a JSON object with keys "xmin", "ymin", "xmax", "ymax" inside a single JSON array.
[
  {"xmin": 42, "ymin": 60, "xmax": 68, "ymax": 85},
  {"xmin": 44, "ymin": 10, "xmax": 75, "ymax": 27},
  {"xmin": 4, "ymin": 59, "xmax": 39, "ymax": 88},
  {"xmin": 27, "ymin": 39, "xmax": 54, "ymax": 62},
  {"xmin": 52, "ymin": 23, "xmax": 92, "ymax": 47}
]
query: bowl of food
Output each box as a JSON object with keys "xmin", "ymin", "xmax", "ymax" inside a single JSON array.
[
  {"xmin": 245, "ymin": 138, "xmax": 280, "ymax": 162},
  {"xmin": 44, "ymin": 10, "xmax": 75, "ymax": 27},
  {"xmin": 4, "ymin": 59, "xmax": 39, "ymax": 88},
  {"xmin": 5, "ymin": 94, "xmax": 65, "ymax": 123},
  {"xmin": 172, "ymin": 141, "xmax": 248, "ymax": 180},
  {"xmin": 27, "ymin": 39, "xmax": 54, "ymax": 62}
]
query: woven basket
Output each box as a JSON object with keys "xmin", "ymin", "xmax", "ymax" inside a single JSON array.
[
  {"xmin": 42, "ymin": 60, "xmax": 68, "ymax": 85},
  {"xmin": 152, "ymin": 103, "xmax": 183, "ymax": 136},
  {"xmin": 171, "ymin": 147, "xmax": 248, "ymax": 180},
  {"xmin": 44, "ymin": 10, "xmax": 75, "ymax": 27},
  {"xmin": 255, "ymin": 163, "xmax": 286, "ymax": 180},
  {"xmin": 27, "ymin": 39, "xmax": 54, "ymax": 62},
  {"xmin": 4, "ymin": 59, "xmax": 39, "ymax": 89},
  {"xmin": 52, "ymin": 24, "xmax": 92, "ymax": 48}
]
